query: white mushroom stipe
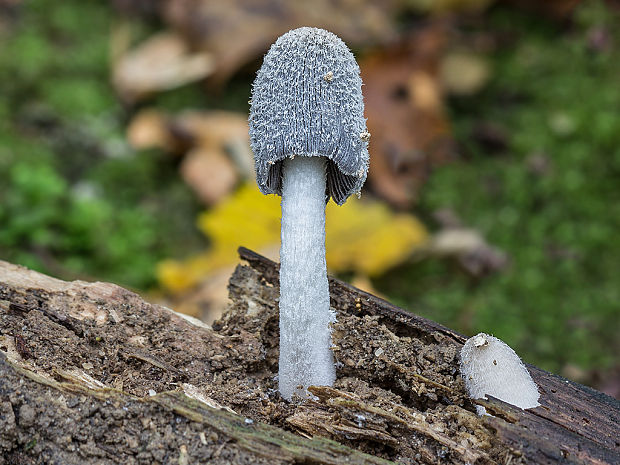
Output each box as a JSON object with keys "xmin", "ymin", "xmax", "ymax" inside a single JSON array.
[
  {"xmin": 249, "ymin": 27, "xmax": 368, "ymax": 402},
  {"xmin": 460, "ymin": 333, "xmax": 540, "ymax": 415},
  {"xmin": 279, "ymin": 156, "xmax": 335, "ymax": 400}
]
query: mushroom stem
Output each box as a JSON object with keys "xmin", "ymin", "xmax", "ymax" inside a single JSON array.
[{"xmin": 279, "ymin": 155, "xmax": 335, "ymax": 400}]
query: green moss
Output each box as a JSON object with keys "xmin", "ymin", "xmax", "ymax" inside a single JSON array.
[
  {"xmin": 378, "ymin": 2, "xmax": 620, "ymax": 374},
  {"xmin": 0, "ymin": 0, "xmax": 203, "ymax": 289},
  {"xmin": 2, "ymin": 0, "xmax": 616, "ymax": 380}
]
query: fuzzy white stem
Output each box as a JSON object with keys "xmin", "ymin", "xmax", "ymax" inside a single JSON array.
[{"xmin": 278, "ymin": 156, "xmax": 335, "ymax": 401}]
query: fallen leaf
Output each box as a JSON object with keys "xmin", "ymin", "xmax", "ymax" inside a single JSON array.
[
  {"xmin": 430, "ymin": 228, "xmax": 488, "ymax": 256},
  {"xmin": 180, "ymin": 147, "xmax": 239, "ymax": 206},
  {"xmin": 112, "ymin": 31, "xmax": 215, "ymax": 102},
  {"xmin": 325, "ymin": 196, "xmax": 428, "ymax": 276},
  {"xmin": 162, "ymin": 0, "xmax": 399, "ymax": 84},
  {"xmin": 128, "ymin": 110, "xmax": 252, "ymax": 160},
  {"xmin": 126, "ymin": 109, "xmax": 176, "ymax": 151},
  {"xmin": 127, "ymin": 110, "xmax": 254, "ymax": 203},
  {"xmin": 157, "ymin": 183, "xmax": 429, "ymax": 295},
  {"xmin": 561, "ymin": 363, "xmax": 588, "ymax": 384},
  {"xmin": 171, "ymin": 111, "xmax": 253, "ymax": 178},
  {"xmin": 426, "ymin": 228, "xmax": 508, "ymax": 277},
  {"xmin": 362, "ymin": 22, "xmax": 455, "ymax": 208},
  {"xmin": 196, "ymin": 184, "xmax": 282, "ymax": 259}
]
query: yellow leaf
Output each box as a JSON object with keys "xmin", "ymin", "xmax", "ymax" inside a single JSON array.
[
  {"xmin": 325, "ymin": 198, "xmax": 428, "ymax": 276},
  {"xmin": 197, "ymin": 183, "xmax": 281, "ymax": 251},
  {"xmin": 158, "ymin": 183, "xmax": 428, "ymax": 293}
]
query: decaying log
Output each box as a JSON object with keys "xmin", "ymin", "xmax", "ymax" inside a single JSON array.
[{"xmin": 0, "ymin": 248, "xmax": 618, "ymax": 464}]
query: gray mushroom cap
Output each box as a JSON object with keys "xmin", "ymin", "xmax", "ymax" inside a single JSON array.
[{"xmin": 249, "ymin": 27, "xmax": 369, "ymax": 205}]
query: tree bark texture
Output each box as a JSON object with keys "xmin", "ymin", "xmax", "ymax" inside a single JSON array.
[{"xmin": 0, "ymin": 248, "xmax": 617, "ymax": 464}]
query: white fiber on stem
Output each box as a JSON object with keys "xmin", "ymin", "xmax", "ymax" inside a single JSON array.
[
  {"xmin": 460, "ymin": 333, "xmax": 540, "ymax": 415},
  {"xmin": 278, "ymin": 156, "xmax": 335, "ymax": 401}
]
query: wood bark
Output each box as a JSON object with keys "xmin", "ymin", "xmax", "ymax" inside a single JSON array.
[{"xmin": 0, "ymin": 248, "xmax": 617, "ymax": 464}]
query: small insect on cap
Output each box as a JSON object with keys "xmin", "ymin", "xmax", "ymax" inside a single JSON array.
[{"xmin": 249, "ymin": 27, "xmax": 369, "ymax": 205}]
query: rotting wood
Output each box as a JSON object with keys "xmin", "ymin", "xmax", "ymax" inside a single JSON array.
[
  {"xmin": 238, "ymin": 246, "xmax": 620, "ymax": 464},
  {"xmin": 0, "ymin": 353, "xmax": 393, "ymax": 465},
  {"xmin": 0, "ymin": 250, "xmax": 618, "ymax": 465}
]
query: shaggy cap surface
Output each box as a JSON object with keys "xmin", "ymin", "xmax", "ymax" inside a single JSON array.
[{"xmin": 249, "ymin": 27, "xmax": 369, "ymax": 205}]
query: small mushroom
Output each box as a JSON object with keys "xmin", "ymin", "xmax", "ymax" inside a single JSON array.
[
  {"xmin": 249, "ymin": 27, "xmax": 369, "ymax": 401},
  {"xmin": 460, "ymin": 333, "xmax": 540, "ymax": 415}
]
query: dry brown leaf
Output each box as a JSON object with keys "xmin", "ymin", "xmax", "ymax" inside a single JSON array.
[
  {"xmin": 126, "ymin": 109, "xmax": 175, "ymax": 151},
  {"xmin": 171, "ymin": 111, "xmax": 249, "ymax": 151},
  {"xmin": 112, "ymin": 31, "xmax": 215, "ymax": 102},
  {"xmin": 127, "ymin": 110, "xmax": 254, "ymax": 203},
  {"xmin": 426, "ymin": 228, "xmax": 508, "ymax": 277},
  {"xmin": 171, "ymin": 111, "xmax": 254, "ymax": 178},
  {"xmin": 362, "ymin": 22, "xmax": 455, "ymax": 208},
  {"xmin": 126, "ymin": 110, "xmax": 253, "ymax": 203},
  {"xmin": 162, "ymin": 0, "xmax": 399, "ymax": 84},
  {"xmin": 180, "ymin": 147, "xmax": 238, "ymax": 206}
]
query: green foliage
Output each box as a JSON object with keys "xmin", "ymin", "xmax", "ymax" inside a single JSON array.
[
  {"xmin": 1, "ymin": 0, "xmax": 616, "ymax": 380},
  {"xmin": 379, "ymin": 2, "xmax": 620, "ymax": 374},
  {"xmin": 0, "ymin": 0, "xmax": 203, "ymax": 288},
  {"xmin": 0, "ymin": 147, "xmax": 200, "ymax": 288}
]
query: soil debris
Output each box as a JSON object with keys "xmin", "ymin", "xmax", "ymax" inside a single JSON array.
[{"xmin": 1, "ymin": 252, "xmax": 618, "ymax": 464}]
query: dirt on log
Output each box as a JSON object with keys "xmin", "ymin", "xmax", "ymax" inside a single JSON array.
[{"xmin": 0, "ymin": 247, "xmax": 618, "ymax": 464}]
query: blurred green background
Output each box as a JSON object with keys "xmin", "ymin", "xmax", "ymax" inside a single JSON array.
[{"xmin": 0, "ymin": 0, "xmax": 618, "ymax": 396}]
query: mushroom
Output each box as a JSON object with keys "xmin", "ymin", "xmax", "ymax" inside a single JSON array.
[
  {"xmin": 460, "ymin": 333, "xmax": 540, "ymax": 415},
  {"xmin": 249, "ymin": 27, "xmax": 369, "ymax": 401}
]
